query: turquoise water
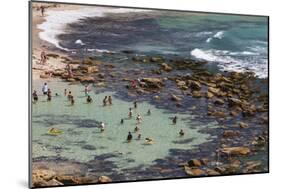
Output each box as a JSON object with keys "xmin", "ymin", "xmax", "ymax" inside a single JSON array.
[{"xmin": 32, "ymin": 79, "xmax": 218, "ymax": 171}]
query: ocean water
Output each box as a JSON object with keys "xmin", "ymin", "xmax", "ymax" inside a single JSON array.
[
  {"xmin": 32, "ymin": 80, "xmax": 218, "ymax": 171},
  {"xmin": 38, "ymin": 6, "xmax": 268, "ymax": 78}
]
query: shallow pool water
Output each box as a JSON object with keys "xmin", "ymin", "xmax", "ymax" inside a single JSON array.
[{"xmin": 32, "ymin": 79, "xmax": 218, "ymax": 171}]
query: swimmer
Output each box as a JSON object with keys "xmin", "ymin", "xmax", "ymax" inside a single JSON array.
[
  {"xmin": 103, "ymin": 96, "xmax": 108, "ymax": 106},
  {"xmin": 136, "ymin": 114, "xmax": 142, "ymax": 124},
  {"xmin": 134, "ymin": 101, "xmax": 137, "ymax": 108},
  {"xmin": 55, "ymin": 93, "xmax": 59, "ymax": 96},
  {"xmin": 127, "ymin": 132, "xmax": 133, "ymax": 142},
  {"xmin": 147, "ymin": 109, "xmax": 151, "ymax": 115},
  {"xmin": 173, "ymin": 116, "xmax": 177, "ymax": 124},
  {"xmin": 145, "ymin": 138, "xmax": 153, "ymax": 143},
  {"xmin": 128, "ymin": 108, "xmax": 133, "ymax": 118},
  {"xmin": 100, "ymin": 122, "xmax": 105, "ymax": 132},
  {"xmin": 32, "ymin": 90, "xmax": 38, "ymax": 102},
  {"xmin": 108, "ymin": 96, "xmax": 112, "ymax": 105},
  {"xmin": 179, "ymin": 129, "xmax": 185, "ymax": 136},
  {"xmin": 137, "ymin": 134, "xmax": 141, "ymax": 140},
  {"xmin": 87, "ymin": 95, "xmax": 92, "ymax": 103},
  {"xmin": 120, "ymin": 119, "xmax": 124, "ymax": 124}
]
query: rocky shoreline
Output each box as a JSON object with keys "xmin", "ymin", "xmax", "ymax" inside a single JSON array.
[{"xmin": 32, "ymin": 51, "xmax": 268, "ymax": 187}]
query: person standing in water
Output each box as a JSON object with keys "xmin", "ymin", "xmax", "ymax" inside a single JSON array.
[
  {"xmin": 100, "ymin": 122, "xmax": 105, "ymax": 132},
  {"xmin": 84, "ymin": 84, "xmax": 90, "ymax": 96},
  {"xmin": 137, "ymin": 134, "xmax": 141, "ymax": 140},
  {"xmin": 120, "ymin": 119, "xmax": 124, "ymax": 124},
  {"xmin": 127, "ymin": 132, "xmax": 133, "ymax": 142},
  {"xmin": 47, "ymin": 89, "xmax": 52, "ymax": 101},
  {"xmin": 134, "ymin": 101, "xmax": 137, "ymax": 108},
  {"xmin": 179, "ymin": 129, "xmax": 185, "ymax": 136},
  {"xmin": 87, "ymin": 95, "xmax": 92, "ymax": 103},
  {"xmin": 136, "ymin": 114, "xmax": 142, "ymax": 124},
  {"xmin": 32, "ymin": 90, "xmax": 38, "ymax": 102},
  {"xmin": 67, "ymin": 91, "xmax": 72, "ymax": 100},
  {"xmin": 128, "ymin": 108, "xmax": 133, "ymax": 118},
  {"xmin": 64, "ymin": 89, "xmax": 67, "ymax": 96},
  {"xmin": 42, "ymin": 83, "xmax": 48, "ymax": 95},
  {"xmin": 147, "ymin": 109, "xmax": 151, "ymax": 116},
  {"xmin": 108, "ymin": 96, "xmax": 112, "ymax": 105},
  {"xmin": 103, "ymin": 96, "xmax": 108, "ymax": 106},
  {"xmin": 70, "ymin": 96, "xmax": 75, "ymax": 105},
  {"xmin": 173, "ymin": 116, "xmax": 177, "ymax": 124}
]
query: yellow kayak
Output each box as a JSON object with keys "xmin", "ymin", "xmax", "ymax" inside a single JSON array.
[{"xmin": 48, "ymin": 128, "xmax": 63, "ymax": 136}]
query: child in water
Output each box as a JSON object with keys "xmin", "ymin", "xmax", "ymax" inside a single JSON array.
[
  {"xmin": 147, "ymin": 109, "xmax": 151, "ymax": 115},
  {"xmin": 137, "ymin": 134, "xmax": 141, "ymax": 140},
  {"xmin": 70, "ymin": 96, "xmax": 75, "ymax": 105},
  {"xmin": 136, "ymin": 114, "xmax": 142, "ymax": 124},
  {"xmin": 134, "ymin": 126, "xmax": 140, "ymax": 132},
  {"xmin": 67, "ymin": 91, "xmax": 72, "ymax": 100}
]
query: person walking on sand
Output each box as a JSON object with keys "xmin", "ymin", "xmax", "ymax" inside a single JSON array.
[
  {"xmin": 40, "ymin": 5, "xmax": 45, "ymax": 17},
  {"xmin": 173, "ymin": 116, "xmax": 177, "ymax": 125},
  {"xmin": 103, "ymin": 96, "xmax": 108, "ymax": 106},
  {"xmin": 128, "ymin": 108, "xmax": 133, "ymax": 118},
  {"xmin": 66, "ymin": 63, "xmax": 73, "ymax": 78},
  {"xmin": 33, "ymin": 90, "xmax": 38, "ymax": 102},
  {"xmin": 42, "ymin": 83, "xmax": 48, "ymax": 95},
  {"xmin": 39, "ymin": 51, "xmax": 47, "ymax": 64},
  {"xmin": 108, "ymin": 96, "xmax": 112, "ymax": 105}
]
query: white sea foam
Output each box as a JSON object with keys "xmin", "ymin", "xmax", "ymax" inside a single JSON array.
[
  {"xmin": 190, "ymin": 48, "xmax": 267, "ymax": 78},
  {"xmin": 37, "ymin": 7, "xmax": 150, "ymax": 51},
  {"xmin": 87, "ymin": 48, "xmax": 115, "ymax": 54},
  {"xmin": 75, "ymin": 39, "xmax": 85, "ymax": 45},
  {"xmin": 206, "ymin": 30, "xmax": 224, "ymax": 43}
]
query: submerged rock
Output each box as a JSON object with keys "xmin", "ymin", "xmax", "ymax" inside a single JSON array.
[{"xmin": 171, "ymin": 94, "xmax": 182, "ymax": 101}]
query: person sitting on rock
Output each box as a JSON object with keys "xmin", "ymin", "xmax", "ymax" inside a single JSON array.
[
  {"xmin": 108, "ymin": 96, "xmax": 112, "ymax": 105},
  {"xmin": 39, "ymin": 51, "xmax": 47, "ymax": 64},
  {"xmin": 33, "ymin": 90, "xmax": 38, "ymax": 102},
  {"xmin": 173, "ymin": 116, "xmax": 177, "ymax": 124},
  {"xmin": 127, "ymin": 132, "xmax": 133, "ymax": 142},
  {"xmin": 87, "ymin": 95, "xmax": 92, "ymax": 103},
  {"xmin": 103, "ymin": 96, "xmax": 108, "ymax": 106},
  {"xmin": 179, "ymin": 129, "xmax": 185, "ymax": 136}
]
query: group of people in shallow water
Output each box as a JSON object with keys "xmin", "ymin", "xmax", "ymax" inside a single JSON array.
[{"xmin": 33, "ymin": 82, "xmax": 186, "ymax": 143}]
